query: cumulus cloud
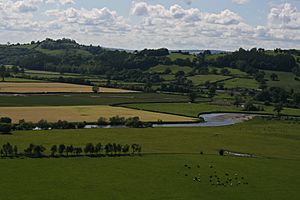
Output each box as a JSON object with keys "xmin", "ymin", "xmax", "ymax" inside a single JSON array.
[
  {"xmin": 232, "ymin": 0, "xmax": 249, "ymax": 5},
  {"xmin": 0, "ymin": 0, "xmax": 299, "ymax": 50},
  {"xmin": 46, "ymin": 0, "xmax": 75, "ymax": 5}
]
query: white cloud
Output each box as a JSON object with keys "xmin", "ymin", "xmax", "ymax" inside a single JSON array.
[
  {"xmin": 46, "ymin": 0, "xmax": 75, "ymax": 5},
  {"xmin": 232, "ymin": 0, "xmax": 249, "ymax": 5},
  {"xmin": 0, "ymin": 0, "xmax": 299, "ymax": 50}
]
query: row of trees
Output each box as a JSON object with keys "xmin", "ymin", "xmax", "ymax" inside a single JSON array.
[
  {"xmin": 1, "ymin": 142, "xmax": 142, "ymax": 158},
  {"xmin": 0, "ymin": 116, "xmax": 152, "ymax": 134}
]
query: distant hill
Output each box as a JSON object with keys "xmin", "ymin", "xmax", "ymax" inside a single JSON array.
[{"xmin": 0, "ymin": 38, "xmax": 299, "ymax": 78}]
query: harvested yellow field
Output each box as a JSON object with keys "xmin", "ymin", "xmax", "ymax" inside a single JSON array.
[
  {"xmin": 0, "ymin": 105, "xmax": 196, "ymax": 123},
  {"xmin": 0, "ymin": 82, "xmax": 136, "ymax": 93}
]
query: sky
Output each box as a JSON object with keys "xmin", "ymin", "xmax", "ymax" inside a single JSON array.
[{"xmin": 0, "ymin": 0, "xmax": 300, "ymax": 50}]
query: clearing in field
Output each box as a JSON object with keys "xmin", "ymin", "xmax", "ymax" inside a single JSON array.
[
  {"xmin": 0, "ymin": 82, "xmax": 136, "ymax": 93},
  {"xmin": 0, "ymin": 105, "xmax": 196, "ymax": 123}
]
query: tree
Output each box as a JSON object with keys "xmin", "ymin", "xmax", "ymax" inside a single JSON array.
[
  {"xmin": 270, "ymin": 73, "xmax": 279, "ymax": 81},
  {"xmin": 109, "ymin": 116, "xmax": 126, "ymax": 126},
  {"xmin": 13, "ymin": 145, "xmax": 18, "ymax": 156},
  {"xmin": 66, "ymin": 145, "xmax": 74, "ymax": 156},
  {"xmin": 84, "ymin": 143, "xmax": 95, "ymax": 156},
  {"xmin": 243, "ymin": 101, "xmax": 259, "ymax": 111},
  {"xmin": 95, "ymin": 143, "xmax": 103, "ymax": 156},
  {"xmin": 97, "ymin": 117, "xmax": 108, "ymax": 126},
  {"xmin": 50, "ymin": 145, "xmax": 57, "ymax": 157},
  {"xmin": 0, "ymin": 123, "xmax": 12, "ymax": 134},
  {"xmin": 274, "ymin": 103, "xmax": 284, "ymax": 116},
  {"xmin": 233, "ymin": 96, "xmax": 244, "ymax": 107},
  {"xmin": 33, "ymin": 145, "xmax": 45, "ymax": 157},
  {"xmin": 0, "ymin": 65, "xmax": 7, "ymax": 81},
  {"xmin": 92, "ymin": 85, "xmax": 100, "ymax": 93},
  {"xmin": 122, "ymin": 144, "xmax": 130, "ymax": 155},
  {"xmin": 58, "ymin": 144, "xmax": 66, "ymax": 156},
  {"xmin": 208, "ymin": 85, "xmax": 216, "ymax": 98},
  {"xmin": 125, "ymin": 117, "xmax": 143, "ymax": 128},
  {"xmin": 0, "ymin": 117, "xmax": 12, "ymax": 124},
  {"xmin": 220, "ymin": 68, "xmax": 230, "ymax": 76},
  {"xmin": 188, "ymin": 92, "xmax": 197, "ymax": 103}
]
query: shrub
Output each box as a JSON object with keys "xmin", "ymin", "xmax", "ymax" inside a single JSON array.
[
  {"xmin": 97, "ymin": 117, "xmax": 109, "ymax": 126},
  {"xmin": 0, "ymin": 123, "xmax": 12, "ymax": 134},
  {"xmin": 125, "ymin": 117, "xmax": 143, "ymax": 128},
  {"xmin": 219, "ymin": 149, "xmax": 225, "ymax": 156},
  {"xmin": 109, "ymin": 116, "xmax": 126, "ymax": 126},
  {"xmin": 0, "ymin": 117, "xmax": 12, "ymax": 124}
]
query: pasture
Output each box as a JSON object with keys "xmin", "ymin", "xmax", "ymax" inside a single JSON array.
[
  {"xmin": 0, "ymin": 82, "xmax": 136, "ymax": 93},
  {"xmin": 0, "ymin": 105, "xmax": 196, "ymax": 123},
  {"xmin": 187, "ymin": 75, "xmax": 230, "ymax": 85},
  {"xmin": 264, "ymin": 70, "xmax": 300, "ymax": 92},
  {"xmin": 0, "ymin": 119, "xmax": 299, "ymax": 200},
  {"xmin": 123, "ymin": 102, "xmax": 300, "ymax": 117},
  {"xmin": 0, "ymin": 93, "xmax": 188, "ymax": 107},
  {"xmin": 222, "ymin": 78, "xmax": 259, "ymax": 89},
  {"xmin": 168, "ymin": 53, "xmax": 196, "ymax": 61},
  {"xmin": 148, "ymin": 64, "xmax": 193, "ymax": 74}
]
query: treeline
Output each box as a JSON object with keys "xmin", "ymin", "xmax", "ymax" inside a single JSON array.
[
  {"xmin": 0, "ymin": 142, "xmax": 142, "ymax": 158},
  {"xmin": 0, "ymin": 116, "xmax": 152, "ymax": 134},
  {"xmin": 212, "ymin": 48, "xmax": 298, "ymax": 73}
]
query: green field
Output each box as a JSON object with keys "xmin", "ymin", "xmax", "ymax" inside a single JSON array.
[
  {"xmin": 123, "ymin": 102, "xmax": 300, "ymax": 117},
  {"xmin": 0, "ymin": 119, "xmax": 299, "ymax": 200},
  {"xmin": 0, "ymin": 93, "xmax": 188, "ymax": 107},
  {"xmin": 168, "ymin": 53, "xmax": 196, "ymax": 61},
  {"xmin": 149, "ymin": 64, "xmax": 193, "ymax": 74},
  {"xmin": 223, "ymin": 78, "xmax": 259, "ymax": 89},
  {"xmin": 188, "ymin": 75, "xmax": 230, "ymax": 85},
  {"xmin": 264, "ymin": 70, "xmax": 300, "ymax": 92}
]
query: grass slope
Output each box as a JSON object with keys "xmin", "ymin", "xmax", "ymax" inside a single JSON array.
[
  {"xmin": 0, "ymin": 93, "xmax": 188, "ymax": 107},
  {"xmin": 188, "ymin": 75, "xmax": 230, "ymax": 85},
  {"xmin": 264, "ymin": 70, "xmax": 300, "ymax": 92},
  {"xmin": 124, "ymin": 102, "xmax": 300, "ymax": 117},
  {"xmin": 223, "ymin": 78, "xmax": 259, "ymax": 89},
  {"xmin": 149, "ymin": 64, "xmax": 193, "ymax": 74}
]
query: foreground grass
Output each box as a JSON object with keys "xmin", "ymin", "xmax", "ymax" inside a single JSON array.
[
  {"xmin": 123, "ymin": 102, "xmax": 300, "ymax": 117},
  {"xmin": 0, "ymin": 155, "xmax": 299, "ymax": 200},
  {"xmin": 0, "ymin": 119, "xmax": 299, "ymax": 200}
]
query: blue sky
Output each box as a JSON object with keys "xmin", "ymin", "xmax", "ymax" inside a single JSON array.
[{"xmin": 0, "ymin": 0, "xmax": 300, "ymax": 50}]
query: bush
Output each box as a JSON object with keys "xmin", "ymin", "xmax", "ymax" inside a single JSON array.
[
  {"xmin": 125, "ymin": 117, "xmax": 143, "ymax": 128},
  {"xmin": 97, "ymin": 117, "xmax": 108, "ymax": 126},
  {"xmin": 219, "ymin": 149, "xmax": 225, "ymax": 156},
  {"xmin": 0, "ymin": 123, "xmax": 12, "ymax": 134},
  {"xmin": 0, "ymin": 117, "xmax": 12, "ymax": 124},
  {"xmin": 109, "ymin": 116, "xmax": 126, "ymax": 126}
]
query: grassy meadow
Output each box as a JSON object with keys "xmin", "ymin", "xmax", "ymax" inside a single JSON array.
[
  {"xmin": 222, "ymin": 78, "xmax": 259, "ymax": 89},
  {"xmin": 264, "ymin": 70, "xmax": 300, "ymax": 92},
  {"xmin": 123, "ymin": 102, "xmax": 300, "ymax": 117},
  {"xmin": 0, "ymin": 119, "xmax": 299, "ymax": 200},
  {"xmin": 187, "ymin": 75, "xmax": 230, "ymax": 85},
  {"xmin": 0, "ymin": 93, "xmax": 188, "ymax": 107}
]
